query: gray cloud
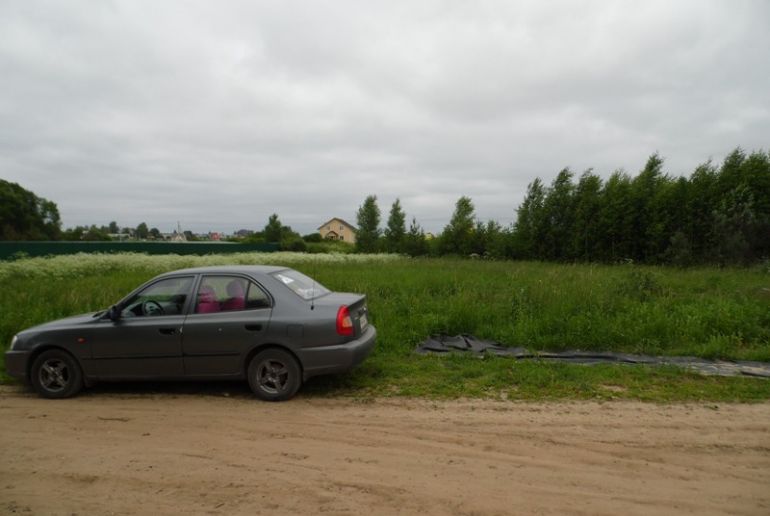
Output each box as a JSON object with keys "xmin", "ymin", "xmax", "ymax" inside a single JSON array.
[{"xmin": 1, "ymin": 0, "xmax": 768, "ymax": 234}]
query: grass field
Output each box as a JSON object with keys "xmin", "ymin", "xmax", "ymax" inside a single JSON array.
[{"xmin": 2, "ymin": 252, "xmax": 769, "ymax": 401}]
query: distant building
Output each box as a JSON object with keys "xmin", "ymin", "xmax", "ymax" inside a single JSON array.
[
  {"xmin": 170, "ymin": 222, "xmax": 187, "ymax": 242},
  {"xmin": 318, "ymin": 217, "xmax": 357, "ymax": 244}
]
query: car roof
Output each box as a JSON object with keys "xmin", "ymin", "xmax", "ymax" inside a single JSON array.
[{"xmin": 156, "ymin": 265, "xmax": 289, "ymax": 277}]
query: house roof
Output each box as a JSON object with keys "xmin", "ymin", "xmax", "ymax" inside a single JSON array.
[{"xmin": 317, "ymin": 217, "xmax": 357, "ymax": 231}]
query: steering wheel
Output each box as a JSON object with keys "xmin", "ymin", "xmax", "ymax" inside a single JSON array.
[{"xmin": 142, "ymin": 300, "xmax": 165, "ymax": 316}]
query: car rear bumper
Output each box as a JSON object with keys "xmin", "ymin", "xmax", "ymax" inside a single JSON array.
[
  {"xmin": 299, "ymin": 326, "xmax": 376, "ymax": 380},
  {"xmin": 4, "ymin": 350, "xmax": 31, "ymax": 383}
]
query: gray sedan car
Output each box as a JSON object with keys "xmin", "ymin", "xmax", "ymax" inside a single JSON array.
[{"xmin": 5, "ymin": 265, "xmax": 375, "ymax": 401}]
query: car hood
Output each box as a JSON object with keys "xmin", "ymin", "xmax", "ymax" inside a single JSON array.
[{"xmin": 19, "ymin": 312, "xmax": 101, "ymax": 335}]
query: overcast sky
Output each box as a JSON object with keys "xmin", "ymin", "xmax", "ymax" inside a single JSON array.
[{"xmin": 1, "ymin": 1, "xmax": 768, "ymax": 234}]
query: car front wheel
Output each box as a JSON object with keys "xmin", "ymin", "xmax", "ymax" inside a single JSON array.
[
  {"xmin": 30, "ymin": 349, "xmax": 84, "ymax": 399},
  {"xmin": 247, "ymin": 348, "xmax": 301, "ymax": 401}
]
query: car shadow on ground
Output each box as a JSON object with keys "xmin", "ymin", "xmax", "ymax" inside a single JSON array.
[
  {"xmin": 2, "ymin": 373, "xmax": 362, "ymax": 400},
  {"xmin": 3, "ymin": 362, "xmax": 379, "ymax": 400}
]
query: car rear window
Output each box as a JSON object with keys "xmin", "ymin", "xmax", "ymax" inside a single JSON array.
[{"xmin": 271, "ymin": 270, "xmax": 330, "ymax": 300}]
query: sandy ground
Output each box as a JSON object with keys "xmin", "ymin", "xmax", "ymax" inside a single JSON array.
[{"xmin": 1, "ymin": 384, "xmax": 769, "ymax": 516}]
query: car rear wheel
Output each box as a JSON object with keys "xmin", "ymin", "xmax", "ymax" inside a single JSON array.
[
  {"xmin": 30, "ymin": 349, "xmax": 84, "ymax": 399},
  {"xmin": 247, "ymin": 348, "xmax": 301, "ymax": 401}
]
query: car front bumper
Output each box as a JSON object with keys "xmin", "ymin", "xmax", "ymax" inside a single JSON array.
[
  {"xmin": 4, "ymin": 350, "xmax": 31, "ymax": 383},
  {"xmin": 299, "ymin": 325, "xmax": 377, "ymax": 380}
]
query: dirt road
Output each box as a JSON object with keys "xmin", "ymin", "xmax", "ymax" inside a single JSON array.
[{"xmin": 1, "ymin": 385, "xmax": 768, "ymax": 515}]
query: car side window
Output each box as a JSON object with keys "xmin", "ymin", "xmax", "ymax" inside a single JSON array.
[
  {"xmin": 246, "ymin": 282, "xmax": 271, "ymax": 309},
  {"xmin": 195, "ymin": 276, "xmax": 270, "ymax": 314},
  {"xmin": 121, "ymin": 276, "xmax": 194, "ymax": 317}
]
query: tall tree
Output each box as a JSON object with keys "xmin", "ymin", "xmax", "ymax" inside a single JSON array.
[
  {"xmin": 686, "ymin": 161, "xmax": 719, "ymax": 258},
  {"xmin": 441, "ymin": 196, "xmax": 476, "ymax": 255},
  {"xmin": 0, "ymin": 179, "xmax": 61, "ymax": 240},
  {"xmin": 108, "ymin": 221, "xmax": 119, "ymax": 233},
  {"xmin": 403, "ymin": 217, "xmax": 429, "ymax": 256},
  {"xmin": 717, "ymin": 147, "xmax": 746, "ymax": 195},
  {"xmin": 631, "ymin": 153, "xmax": 666, "ymax": 260},
  {"xmin": 595, "ymin": 170, "xmax": 634, "ymax": 261},
  {"xmin": 384, "ymin": 199, "xmax": 406, "ymax": 253},
  {"xmin": 355, "ymin": 195, "xmax": 381, "ymax": 253},
  {"xmin": 264, "ymin": 213, "xmax": 283, "ymax": 243},
  {"xmin": 136, "ymin": 222, "xmax": 149, "ymax": 240},
  {"xmin": 540, "ymin": 168, "xmax": 575, "ymax": 260},
  {"xmin": 732, "ymin": 150, "xmax": 770, "ymax": 259},
  {"xmin": 513, "ymin": 178, "xmax": 546, "ymax": 258},
  {"xmin": 571, "ymin": 170, "xmax": 603, "ymax": 260},
  {"xmin": 710, "ymin": 184, "xmax": 758, "ymax": 265}
]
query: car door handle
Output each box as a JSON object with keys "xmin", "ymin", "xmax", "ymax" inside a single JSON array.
[
  {"xmin": 244, "ymin": 324, "xmax": 262, "ymax": 332},
  {"xmin": 158, "ymin": 328, "xmax": 177, "ymax": 335}
]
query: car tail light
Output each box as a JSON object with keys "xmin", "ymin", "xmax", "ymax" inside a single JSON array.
[{"xmin": 336, "ymin": 305, "xmax": 354, "ymax": 336}]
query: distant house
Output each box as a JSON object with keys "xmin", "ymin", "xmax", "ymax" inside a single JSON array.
[{"xmin": 318, "ymin": 217, "xmax": 357, "ymax": 244}]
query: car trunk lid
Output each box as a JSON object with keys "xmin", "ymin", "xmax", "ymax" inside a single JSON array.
[{"xmin": 314, "ymin": 292, "xmax": 369, "ymax": 337}]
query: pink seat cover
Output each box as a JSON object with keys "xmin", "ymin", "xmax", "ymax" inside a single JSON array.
[
  {"xmin": 222, "ymin": 280, "xmax": 246, "ymax": 311},
  {"xmin": 196, "ymin": 285, "xmax": 220, "ymax": 313}
]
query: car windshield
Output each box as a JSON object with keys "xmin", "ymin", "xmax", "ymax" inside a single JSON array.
[{"xmin": 271, "ymin": 269, "xmax": 330, "ymax": 300}]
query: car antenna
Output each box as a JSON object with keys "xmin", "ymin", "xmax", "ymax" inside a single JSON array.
[{"xmin": 310, "ymin": 258, "xmax": 316, "ymax": 311}]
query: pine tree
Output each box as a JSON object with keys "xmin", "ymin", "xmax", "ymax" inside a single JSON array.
[
  {"xmin": 384, "ymin": 199, "xmax": 406, "ymax": 253},
  {"xmin": 355, "ymin": 195, "xmax": 381, "ymax": 253},
  {"xmin": 403, "ymin": 217, "xmax": 428, "ymax": 256}
]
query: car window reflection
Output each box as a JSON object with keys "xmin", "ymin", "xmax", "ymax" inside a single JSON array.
[
  {"xmin": 121, "ymin": 276, "xmax": 194, "ymax": 317},
  {"xmin": 195, "ymin": 276, "xmax": 271, "ymax": 314}
]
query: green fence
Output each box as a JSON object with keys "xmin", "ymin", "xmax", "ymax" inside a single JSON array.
[{"xmin": 0, "ymin": 241, "xmax": 279, "ymax": 259}]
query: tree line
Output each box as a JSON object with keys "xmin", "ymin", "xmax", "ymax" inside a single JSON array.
[
  {"xmin": 3, "ymin": 146, "xmax": 768, "ymax": 265},
  {"xmin": 354, "ymin": 148, "xmax": 770, "ymax": 265}
]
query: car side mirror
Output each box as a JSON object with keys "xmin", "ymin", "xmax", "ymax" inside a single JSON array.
[{"xmin": 107, "ymin": 305, "xmax": 121, "ymax": 321}]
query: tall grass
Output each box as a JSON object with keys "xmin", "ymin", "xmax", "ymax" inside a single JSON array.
[
  {"xmin": 307, "ymin": 259, "xmax": 770, "ymax": 361},
  {"xmin": 2, "ymin": 253, "xmax": 769, "ymax": 400}
]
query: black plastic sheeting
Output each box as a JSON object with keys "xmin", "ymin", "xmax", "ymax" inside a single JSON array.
[{"xmin": 416, "ymin": 334, "xmax": 770, "ymax": 379}]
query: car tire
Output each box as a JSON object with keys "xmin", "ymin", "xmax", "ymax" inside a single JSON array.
[
  {"xmin": 247, "ymin": 348, "xmax": 301, "ymax": 401},
  {"xmin": 30, "ymin": 349, "xmax": 84, "ymax": 399}
]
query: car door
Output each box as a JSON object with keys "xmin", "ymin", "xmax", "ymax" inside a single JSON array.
[
  {"xmin": 181, "ymin": 275, "xmax": 272, "ymax": 376},
  {"xmin": 89, "ymin": 275, "xmax": 195, "ymax": 378}
]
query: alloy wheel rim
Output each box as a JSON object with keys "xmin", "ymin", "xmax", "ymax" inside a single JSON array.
[
  {"xmin": 39, "ymin": 359, "xmax": 69, "ymax": 392},
  {"xmin": 256, "ymin": 359, "xmax": 289, "ymax": 394}
]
